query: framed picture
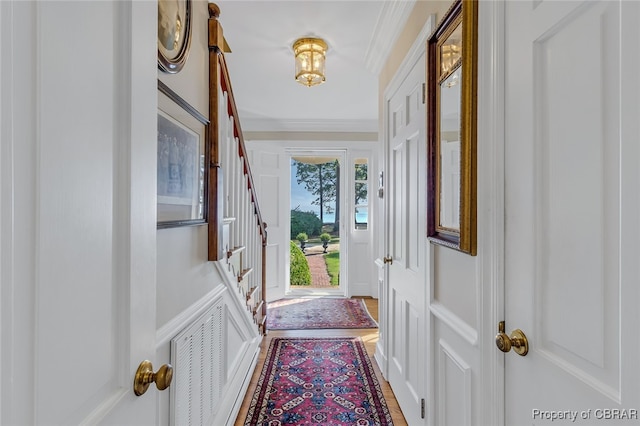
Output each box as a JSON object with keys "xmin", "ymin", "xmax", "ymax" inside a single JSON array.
[
  {"xmin": 158, "ymin": 0, "xmax": 192, "ymax": 73},
  {"xmin": 157, "ymin": 80, "xmax": 209, "ymax": 228},
  {"xmin": 426, "ymin": 0, "xmax": 477, "ymax": 255}
]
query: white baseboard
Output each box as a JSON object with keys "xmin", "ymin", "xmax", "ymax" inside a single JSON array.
[{"xmin": 374, "ymin": 342, "xmax": 388, "ymax": 379}]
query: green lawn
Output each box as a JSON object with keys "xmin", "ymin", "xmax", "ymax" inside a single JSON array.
[{"xmin": 323, "ymin": 251, "xmax": 340, "ymax": 286}]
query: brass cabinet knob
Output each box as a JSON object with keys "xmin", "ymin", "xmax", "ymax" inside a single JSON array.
[
  {"xmin": 383, "ymin": 256, "xmax": 393, "ymax": 265},
  {"xmin": 133, "ymin": 360, "xmax": 173, "ymax": 396},
  {"xmin": 495, "ymin": 321, "xmax": 528, "ymax": 356}
]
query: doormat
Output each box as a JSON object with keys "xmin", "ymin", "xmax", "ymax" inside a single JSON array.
[
  {"xmin": 243, "ymin": 337, "xmax": 393, "ymax": 425},
  {"xmin": 266, "ymin": 298, "xmax": 378, "ymax": 330}
]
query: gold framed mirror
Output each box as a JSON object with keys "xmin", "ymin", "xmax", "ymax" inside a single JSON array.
[
  {"xmin": 427, "ymin": 0, "xmax": 477, "ymax": 255},
  {"xmin": 158, "ymin": 0, "xmax": 193, "ymax": 73}
]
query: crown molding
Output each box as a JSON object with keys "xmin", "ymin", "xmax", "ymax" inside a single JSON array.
[
  {"xmin": 241, "ymin": 117, "xmax": 378, "ymax": 133},
  {"xmin": 364, "ymin": 0, "xmax": 418, "ymax": 75},
  {"xmin": 384, "ymin": 14, "xmax": 435, "ymax": 98}
]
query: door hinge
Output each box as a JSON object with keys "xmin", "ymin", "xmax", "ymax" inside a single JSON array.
[
  {"xmin": 421, "ymin": 398, "xmax": 426, "ymax": 419},
  {"xmin": 422, "ymin": 83, "xmax": 426, "ymax": 104}
]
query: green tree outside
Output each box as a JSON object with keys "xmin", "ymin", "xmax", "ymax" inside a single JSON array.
[{"xmin": 292, "ymin": 159, "xmax": 340, "ymax": 230}]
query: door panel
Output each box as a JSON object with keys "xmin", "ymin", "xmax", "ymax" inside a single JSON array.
[
  {"xmin": 246, "ymin": 146, "xmax": 288, "ymax": 301},
  {"xmin": 504, "ymin": 0, "xmax": 640, "ymax": 422},
  {"xmin": 535, "ymin": 1, "xmax": 617, "ymax": 386},
  {"xmin": 2, "ymin": 2, "xmax": 158, "ymax": 424},
  {"xmin": 387, "ymin": 52, "xmax": 426, "ymax": 426}
]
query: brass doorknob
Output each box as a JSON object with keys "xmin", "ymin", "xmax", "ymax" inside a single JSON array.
[
  {"xmin": 133, "ymin": 360, "xmax": 173, "ymax": 396},
  {"xmin": 495, "ymin": 321, "xmax": 528, "ymax": 356}
]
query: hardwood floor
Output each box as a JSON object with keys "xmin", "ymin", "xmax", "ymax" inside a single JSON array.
[{"xmin": 233, "ymin": 297, "xmax": 408, "ymax": 425}]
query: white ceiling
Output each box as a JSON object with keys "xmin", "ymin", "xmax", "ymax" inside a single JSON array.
[{"xmin": 214, "ymin": 0, "xmax": 416, "ymax": 132}]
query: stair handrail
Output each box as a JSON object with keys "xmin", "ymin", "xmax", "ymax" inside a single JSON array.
[
  {"xmin": 208, "ymin": 3, "xmax": 267, "ymax": 251},
  {"xmin": 208, "ymin": 4, "xmax": 267, "ymax": 334}
]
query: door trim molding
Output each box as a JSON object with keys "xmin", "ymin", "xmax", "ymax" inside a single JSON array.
[
  {"xmin": 477, "ymin": 1, "xmax": 505, "ymax": 425},
  {"xmin": 286, "ymin": 149, "xmax": 348, "ymax": 297}
]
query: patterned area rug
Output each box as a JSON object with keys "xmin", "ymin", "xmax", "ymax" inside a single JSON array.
[
  {"xmin": 244, "ymin": 337, "xmax": 393, "ymax": 425},
  {"xmin": 267, "ymin": 298, "xmax": 378, "ymax": 330}
]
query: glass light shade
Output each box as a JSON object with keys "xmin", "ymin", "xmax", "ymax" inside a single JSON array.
[
  {"xmin": 440, "ymin": 43, "xmax": 461, "ymax": 75},
  {"xmin": 293, "ymin": 37, "xmax": 327, "ymax": 87},
  {"xmin": 440, "ymin": 24, "xmax": 462, "ymax": 76}
]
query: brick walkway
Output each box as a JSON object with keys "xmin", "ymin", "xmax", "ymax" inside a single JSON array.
[
  {"xmin": 290, "ymin": 243, "xmax": 340, "ymax": 289},
  {"xmin": 305, "ymin": 253, "xmax": 332, "ymax": 287}
]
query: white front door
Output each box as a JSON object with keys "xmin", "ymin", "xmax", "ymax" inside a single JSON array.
[
  {"xmin": 1, "ymin": 2, "xmax": 159, "ymax": 424},
  {"xmin": 386, "ymin": 52, "xmax": 427, "ymax": 425},
  {"xmin": 246, "ymin": 144, "xmax": 289, "ymax": 301},
  {"xmin": 504, "ymin": 0, "xmax": 640, "ymax": 423}
]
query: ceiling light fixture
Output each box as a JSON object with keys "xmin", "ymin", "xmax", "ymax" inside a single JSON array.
[
  {"xmin": 293, "ymin": 37, "xmax": 328, "ymax": 87},
  {"xmin": 440, "ymin": 39, "xmax": 461, "ymax": 76}
]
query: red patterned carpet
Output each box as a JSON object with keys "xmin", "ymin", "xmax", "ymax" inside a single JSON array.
[
  {"xmin": 266, "ymin": 298, "xmax": 378, "ymax": 330},
  {"xmin": 243, "ymin": 337, "xmax": 393, "ymax": 425}
]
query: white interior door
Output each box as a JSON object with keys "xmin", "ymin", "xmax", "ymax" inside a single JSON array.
[
  {"xmin": 246, "ymin": 144, "xmax": 289, "ymax": 302},
  {"xmin": 1, "ymin": 2, "xmax": 159, "ymax": 424},
  {"xmin": 386, "ymin": 52, "xmax": 427, "ymax": 425},
  {"xmin": 504, "ymin": 1, "xmax": 640, "ymax": 423}
]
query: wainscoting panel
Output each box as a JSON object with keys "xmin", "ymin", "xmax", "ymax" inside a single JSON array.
[
  {"xmin": 437, "ymin": 339, "xmax": 472, "ymax": 426},
  {"xmin": 225, "ymin": 303, "xmax": 251, "ymax": 382},
  {"xmin": 349, "ymin": 240, "xmax": 372, "ymax": 296}
]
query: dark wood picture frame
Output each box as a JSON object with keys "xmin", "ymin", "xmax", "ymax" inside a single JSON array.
[
  {"xmin": 158, "ymin": 0, "xmax": 193, "ymax": 73},
  {"xmin": 157, "ymin": 80, "xmax": 209, "ymax": 228},
  {"xmin": 427, "ymin": 0, "xmax": 478, "ymax": 255}
]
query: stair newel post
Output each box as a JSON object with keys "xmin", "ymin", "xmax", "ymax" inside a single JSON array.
[{"xmin": 208, "ymin": 3, "xmax": 224, "ymax": 261}]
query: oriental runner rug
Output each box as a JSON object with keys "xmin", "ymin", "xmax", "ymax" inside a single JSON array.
[
  {"xmin": 266, "ymin": 298, "xmax": 378, "ymax": 330},
  {"xmin": 243, "ymin": 337, "xmax": 393, "ymax": 425}
]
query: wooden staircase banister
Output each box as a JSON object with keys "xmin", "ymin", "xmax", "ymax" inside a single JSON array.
[
  {"xmin": 227, "ymin": 245, "xmax": 246, "ymax": 259},
  {"xmin": 208, "ymin": 4, "xmax": 266, "ymax": 245},
  {"xmin": 252, "ymin": 300, "xmax": 264, "ymax": 317},
  {"xmin": 208, "ymin": 3, "xmax": 268, "ymax": 335},
  {"xmin": 217, "ymin": 53, "xmax": 267, "ymax": 238},
  {"xmin": 237, "ymin": 267, "xmax": 254, "ymax": 283}
]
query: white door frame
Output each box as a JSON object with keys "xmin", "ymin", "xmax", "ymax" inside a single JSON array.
[
  {"xmin": 477, "ymin": 0, "xmax": 506, "ymax": 424},
  {"xmin": 287, "ymin": 149, "xmax": 348, "ymax": 298}
]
